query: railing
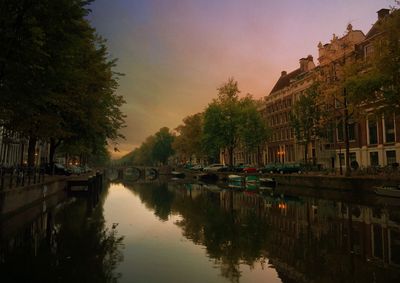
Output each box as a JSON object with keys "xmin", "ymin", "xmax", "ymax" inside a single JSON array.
[{"xmin": 0, "ymin": 166, "xmax": 45, "ymax": 190}]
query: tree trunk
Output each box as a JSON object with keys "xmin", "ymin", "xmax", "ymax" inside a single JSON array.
[
  {"xmin": 344, "ymin": 88, "xmax": 351, "ymax": 176},
  {"xmin": 49, "ymin": 138, "xmax": 61, "ymax": 174},
  {"xmin": 19, "ymin": 142, "xmax": 24, "ymax": 166},
  {"xmin": 304, "ymin": 142, "xmax": 308, "ymax": 165},
  {"xmin": 27, "ymin": 136, "xmax": 37, "ymax": 167},
  {"xmin": 228, "ymin": 146, "xmax": 234, "ymax": 166}
]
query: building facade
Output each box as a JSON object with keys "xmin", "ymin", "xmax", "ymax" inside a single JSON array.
[
  {"xmin": 264, "ymin": 55, "xmax": 316, "ymax": 164},
  {"xmin": 261, "ymin": 9, "xmax": 399, "ymax": 169}
]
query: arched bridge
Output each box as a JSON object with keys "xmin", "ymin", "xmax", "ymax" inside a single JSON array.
[{"xmin": 106, "ymin": 166, "xmax": 160, "ymax": 182}]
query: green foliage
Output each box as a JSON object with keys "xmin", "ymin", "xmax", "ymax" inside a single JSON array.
[
  {"xmin": 173, "ymin": 113, "xmax": 205, "ymax": 161},
  {"xmin": 0, "ymin": 0, "xmax": 125, "ymax": 165},
  {"xmin": 203, "ymin": 78, "xmax": 269, "ymax": 165},
  {"xmin": 203, "ymin": 78, "xmax": 242, "ymax": 164},
  {"xmin": 289, "ymin": 83, "xmax": 321, "ymax": 162},
  {"xmin": 152, "ymin": 127, "xmax": 175, "ymax": 165},
  {"xmin": 345, "ymin": 7, "xmax": 400, "ymax": 113},
  {"xmin": 238, "ymin": 96, "xmax": 269, "ymax": 152},
  {"xmin": 123, "ymin": 128, "xmax": 175, "ymax": 166}
]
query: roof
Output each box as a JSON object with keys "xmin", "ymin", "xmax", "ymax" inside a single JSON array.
[
  {"xmin": 365, "ymin": 8, "xmax": 392, "ymax": 40},
  {"xmin": 269, "ymin": 68, "xmax": 303, "ymax": 95},
  {"xmin": 365, "ymin": 21, "xmax": 382, "ymax": 40}
]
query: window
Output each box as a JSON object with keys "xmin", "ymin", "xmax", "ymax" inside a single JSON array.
[
  {"xmin": 335, "ymin": 97, "xmax": 341, "ymax": 108},
  {"xmin": 348, "ymin": 122, "xmax": 356, "ymax": 141},
  {"xmin": 327, "ymin": 123, "xmax": 334, "ymax": 143},
  {"xmin": 364, "ymin": 44, "xmax": 374, "ymax": 60},
  {"xmin": 386, "ymin": 150, "xmax": 396, "ymax": 165},
  {"xmin": 368, "ymin": 119, "xmax": 378, "ymax": 145},
  {"xmin": 384, "ymin": 115, "xmax": 395, "ymax": 143},
  {"xmin": 337, "ymin": 120, "xmax": 344, "ymax": 142},
  {"xmin": 370, "ymin": 152, "xmax": 379, "ymax": 166},
  {"xmin": 373, "ymin": 225, "xmax": 383, "ymax": 258},
  {"xmin": 349, "ymin": 152, "xmax": 356, "ymax": 163}
]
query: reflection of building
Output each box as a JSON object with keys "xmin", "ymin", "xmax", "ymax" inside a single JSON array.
[{"xmin": 218, "ymin": 189, "xmax": 400, "ymax": 281}]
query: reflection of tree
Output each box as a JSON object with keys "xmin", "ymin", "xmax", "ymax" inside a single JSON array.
[
  {"xmin": 130, "ymin": 182, "xmax": 271, "ymax": 283},
  {"xmin": 124, "ymin": 182, "xmax": 174, "ymax": 221},
  {"xmin": 0, "ymin": 188, "xmax": 124, "ymax": 283}
]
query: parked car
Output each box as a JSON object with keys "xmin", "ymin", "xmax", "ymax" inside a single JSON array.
[
  {"xmin": 80, "ymin": 165, "xmax": 92, "ymax": 173},
  {"xmin": 183, "ymin": 163, "xmax": 193, "ymax": 169},
  {"xmin": 43, "ymin": 163, "xmax": 71, "ymax": 176},
  {"xmin": 275, "ymin": 163, "xmax": 303, "ymax": 174},
  {"xmin": 231, "ymin": 164, "xmax": 246, "ymax": 172},
  {"xmin": 242, "ymin": 165, "xmax": 257, "ymax": 173},
  {"xmin": 259, "ymin": 163, "xmax": 278, "ymax": 174},
  {"xmin": 190, "ymin": 164, "xmax": 203, "ymax": 171},
  {"xmin": 67, "ymin": 165, "xmax": 82, "ymax": 175},
  {"xmin": 203, "ymin": 164, "xmax": 228, "ymax": 172}
]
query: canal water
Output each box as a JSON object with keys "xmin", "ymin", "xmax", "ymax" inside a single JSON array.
[{"xmin": 1, "ymin": 180, "xmax": 400, "ymax": 283}]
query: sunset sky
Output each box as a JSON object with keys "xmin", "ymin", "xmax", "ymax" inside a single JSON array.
[{"xmin": 87, "ymin": 0, "xmax": 393, "ymax": 158}]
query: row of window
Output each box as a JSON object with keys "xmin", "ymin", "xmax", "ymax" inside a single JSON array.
[
  {"xmin": 269, "ymin": 112, "xmax": 290, "ymax": 127},
  {"xmin": 338, "ymin": 150, "xmax": 397, "ymax": 167},
  {"xmin": 266, "ymin": 97, "xmax": 292, "ymax": 113},
  {"xmin": 331, "ymin": 115, "xmax": 396, "ymax": 145},
  {"xmin": 368, "ymin": 116, "xmax": 396, "ymax": 145},
  {"xmin": 271, "ymin": 128, "xmax": 294, "ymax": 142}
]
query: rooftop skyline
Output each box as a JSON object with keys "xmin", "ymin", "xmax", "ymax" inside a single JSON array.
[{"xmin": 87, "ymin": 0, "xmax": 393, "ymax": 158}]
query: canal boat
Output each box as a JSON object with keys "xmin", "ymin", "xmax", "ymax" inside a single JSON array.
[
  {"xmin": 228, "ymin": 174, "xmax": 244, "ymax": 183},
  {"xmin": 375, "ymin": 185, "xmax": 400, "ymax": 198},
  {"xmin": 245, "ymin": 183, "xmax": 258, "ymax": 191},
  {"xmin": 171, "ymin": 171, "xmax": 185, "ymax": 178},
  {"xmin": 259, "ymin": 177, "xmax": 276, "ymax": 188},
  {"xmin": 245, "ymin": 175, "xmax": 259, "ymax": 183},
  {"xmin": 228, "ymin": 182, "xmax": 244, "ymax": 189},
  {"xmin": 196, "ymin": 172, "xmax": 218, "ymax": 182}
]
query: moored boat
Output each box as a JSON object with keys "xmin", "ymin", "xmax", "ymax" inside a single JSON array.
[
  {"xmin": 228, "ymin": 174, "xmax": 243, "ymax": 183},
  {"xmin": 197, "ymin": 172, "xmax": 218, "ymax": 181},
  {"xmin": 245, "ymin": 175, "xmax": 259, "ymax": 183},
  {"xmin": 171, "ymin": 171, "xmax": 185, "ymax": 178},
  {"xmin": 375, "ymin": 185, "xmax": 400, "ymax": 198},
  {"xmin": 245, "ymin": 183, "xmax": 258, "ymax": 191},
  {"xmin": 260, "ymin": 177, "xmax": 277, "ymax": 188}
]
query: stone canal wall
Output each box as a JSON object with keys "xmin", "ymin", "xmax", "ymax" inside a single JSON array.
[
  {"xmin": 0, "ymin": 177, "xmax": 67, "ymax": 218},
  {"xmin": 270, "ymin": 174, "xmax": 399, "ymax": 191}
]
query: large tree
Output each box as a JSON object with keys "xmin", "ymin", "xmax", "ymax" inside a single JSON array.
[
  {"xmin": 203, "ymin": 78, "xmax": 268, "ymax": 166},
  {"xmin": 203, "ymin": 78, "xmax": 242, "ymax": 165},
  {"xmin": 289, "ymin": 83, "xmax": 321, "ymax": 165},
  {"xmin": 152, "ymin": 127, "xmax": 175, "ymax": 165},
  {"xmin": 238, "ymin": 96, "xmax": 269, "ymax": 165},
  {"xmin": 0, "ymin": 0, "xmax": 125, "ymax": 167},
  {"xmin": 173, "ymin": 113, "xmax": 204, "ymax": 163},
  {"xmin": 345, "ymin": 7, "xmax": 400, "ymax": 113}
]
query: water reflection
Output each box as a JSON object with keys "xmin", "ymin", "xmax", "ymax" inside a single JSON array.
[
  {"xmin": 0, "ymin": 189, "xmax": 124, "ymax": 282},
  {"xmin": 123, "ymin": 180, "xmax": 400, "ymax": 283},
  {"xmin": 2, "ymin": 178, "xmax": 400, "ymax": 283}
]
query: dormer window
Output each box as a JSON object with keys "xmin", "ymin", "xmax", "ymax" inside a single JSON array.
[{"xmin": 364, "ymin": 44, "xmax": 374, "ymax": 60}]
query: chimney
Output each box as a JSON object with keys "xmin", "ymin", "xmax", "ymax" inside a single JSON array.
[
  {"xmin": 299, "ymin": 58, "xmax": 307, "ymax": 72},
  {"xmin": 377, "ymin": 8, "xmax": 390, "ymax": 20},
  {"xmin": 281, "ymin": 71, "xmax": 287, "ymax": 76}
]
